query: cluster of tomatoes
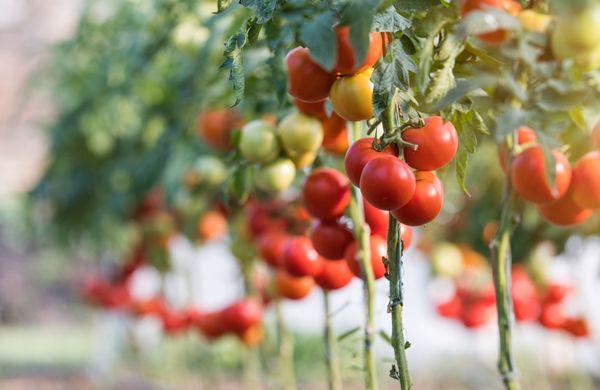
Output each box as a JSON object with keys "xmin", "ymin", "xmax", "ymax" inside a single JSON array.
[
  {"xmin": 504, "ymin": 126, "xmax": 600, "ymax": 226},
  {"xmin": 344, "ymin": 116, "xmax": 457, "ymax": 227}
]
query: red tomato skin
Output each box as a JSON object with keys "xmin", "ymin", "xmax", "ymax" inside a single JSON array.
[
  {"xmin": 286, "ymin": 47, "xmax": 336, "ymax": 103},
  {"xmin": 196, "ymin": 311, "xmax": 228, "ymax": 340},
  {"xmin": 392, "ymin": 171, "xmax": 443, "ymax": 226},
  {"xmin": 314, "ymin": 259, "xmax": 354, "ymax": 290},
  {"xmin": 221, "ymin": 299, "xmax": 263, "ymax": 333},
  {"xmin": 563, "ymin": 317, "xmax": 590, "ymax": 338},
  {"xmin": 360, "ymin": 156, "xmax": 416, "ymax": 211},
  {"xmin": 344, "ymin": 137, "xmax": 398, "ymax": 186},
  {"xmin": 461, "ymin": 301, "xmax": 493, "ymax": 328},
  {"xmin": 282, "ymin": 236, "xmax": 325, "ymax": 277},
  {"xmin": 510, "ymin": 146, "xmax": 572, "ymax": 204},
  {"xmin": 302, "ymin": 168, "xmax": 351, "ymax": 220},
  {"xmin": 538, "ymin": 303, "xmax": 567, "ymax": 329},
  {"xmin": 538, "ymin": 188, "xmax": 592, "ymax": 226},
  {"xmin": 498, "ymin": 126, "xmax": 537, "ymax": 172},
  {"xmin": 571, "ymin": 151, "xmax": 600, "ymax": 209},
  {"xmin": 197, "ymin": 109, "xmax": 244, "ymax": 151},
  {"xmin": 363, "ymin": 200, "xmax": 388, "ymax": 236},
  {"xmin": 436, "ymin": 294, "xmax": 463, "ymax": 319},
  {"xmin": 402, "ymin": 116, "xmax": 458, "ymax": 171},
  {"xmin": 543, "ymin": 283, "xmax": 569, "ymax": 304},
  {"xmin": 293, "ymin": 98, "xmax": 327, "ymax": 120},
  {"xmin": 344, "ymin": 235, "xmax": 387, "ymax": 280},
  {"xmin": 258, "ymin": 232, "xmax": 289, "ymax": 268},
  {"xmin": 310, "ymin": 220, "xmax": 354, "ymax": 260},
  {"xmin": 334, "ymin": 27, "xmax": 383, "ymax": 75},
  {"xmin": 321, "ymin": 111, "xmax": 349, "ymax": 156},
  {"xmin": 274, "ymin": 270, "xmax": 315, "ymax": 300}
]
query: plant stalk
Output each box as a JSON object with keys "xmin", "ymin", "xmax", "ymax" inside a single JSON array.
[
  {"xmin": 323, "ymin": 290, "xmax": 342, "ymax": 390},
  {"xmin": 275, "ymin": 299, "xmax": 297, "ymax": 390},
  {"xmin": 348, "ymin": 122, "xmax": 379, "ymax": 390}
]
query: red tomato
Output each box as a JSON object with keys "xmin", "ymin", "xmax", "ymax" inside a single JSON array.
[
  {"xmin": 402, "ymin": 116, "xmax": 458, "ymax": 171},
  {"xmin": 344, "ymin": 137, "xmax": 397, "ymax": 186},
  {"xmin": 196, "ymin": 311, "xmax": 227, "ymax": 340},
  {"xmin": 344, "ymin": 235, "xmax": 387, "ymax": 280},
  {"xmin": 571, "ymin": 151, "xmax": 600, "ymax": 209},
  {"xmin": 131, "ymin": 297, "xmax": 167, "ymax": 317},
  {"xmin": 538, "ymin": 188, "xmax": 592, "ymax": 226},
  {"xmin": 543, "ymin": 283, "xmax": 569, "ymax": 304},
  {"xmin": 274, "ymin": 270, "xmax": 315, "ymax": 300},
  {"xmin": 392, "ymin": 171, "xmax": 443, "ymax": 226},
  {"xmin": 257, "ymin": 232, "xmax": 289, "ymax": 268},
  {"xmin": 286, "ymin": 47, "xmax": 336, "ymax": 103},
  {"xmin": 360, "ymin": 156, "xmax": 416, "ymax": 211},
  {"xmin": 310, "ymin": 220, "xmax": 354, "ymax": 260},
  {"xmin": 221, "ymin": 299, "xmax": 263, "ymax": 333},
  {"xmin": 538, "ymin": 303, "xmax": 567, "ymax": 329},
  {"xmin": 161, "ymin": 309, "xmax": 190, "ymax": 335},
  {"xmin": 293, "ymin": 98, "xmax": 327, "ymax": 120},
  {"xmin": 321, "ymin": 111, "xmax": 349, "ymax": 156},
  {"xmin": 498, "ymin": 126, "xmax": 538, "ymax": 172},
  {"xmin": 460, "ymin": 0, "xmax": 522, "ymax": 44},
  {"xmin": 563, "ymin": 317, "xmax": 590, "ymax": 338},
  {"xmin": 197, "ymin": 210, "xmax": 228, "ymax": 241},
  {"xmin": 282, "ymin": 236, "xmax": 324, "ymax": 277},
  {"xmin": 197, "ymin": 109, "xmax": 244, "ymax": 151},
  {"xmin": 513, "ymin": 298, "xmax": 541, "ymax": 322},
  {"xmin": 334, "ymin": 26, "xmax": 383, "ymax": 75},
  {"xmin": 302, "ymin": 168, "xmax": 350, "ymax": 220},
  {"xmin": 363, "ymin": 199, "xmax": 388, "ymax": 236},
  {"xmin": 247, "ymin": 203, "xmax": 288, "ymax": 238},
  {"xmin": 461, "ymin": 301, "xmax": 493, "ymax": 328},
  {"xmin": 237, "ymin": 323, "xmax": 264, "ymax": 346},
  {"xmin": 436, "ymin": 294, "xmax": 463, "ymax": 319},
  {"xmin": 510, "ymin": 146, "xmax": 572, "ymax": 204},
  {"xmin": 314, "ymin": 259, "xmax": 354, "ymax": 290}
]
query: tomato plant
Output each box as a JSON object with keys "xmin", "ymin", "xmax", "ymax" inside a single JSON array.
[{"xmin": 359, "ymin": 155, "xmax": 415, "ymax": 211}]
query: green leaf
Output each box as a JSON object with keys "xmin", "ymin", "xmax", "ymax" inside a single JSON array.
[
  {"xmin": 240, "ymin": 0, "xmax": 278, "ymax": 24},
  {"xmin": 395, "ymin": 0, "xmax": 445, "ymax": 12},
  {"xmin": 378, "ymin": 330, "xmax": 392, "ymax": 345},
  {"xmin": 373, "ymin": 7, "xmax": 410, "ymax": 32},
  {"xmin": 337, "ymin": 326, "xmax": 361, "ymax": 341},
  {"xmin": 537, "ymin": 132, "xmax": 557, "ymax": 196},
  {"xmin": 451, "ymin": 109, "xmax": 489, "ymax": 194},
  {"xmin": 341, "ymin": 1, "xmax": 377, "ymax": 67},
  {"xmin": 494, "ymin": 106, "xmax": 529, "ymax": 142},
  {"xmin": 300, "ymin": 10, "xmax": 337, "ymax": 71},
  {"xmin": 425, "ymin": 33, "xmax": 464, "ymax": 104},
  {"xmin": 417, "ymin": 18, "xmax": 447, "ymax": 94},
  {"xmin": 225, "ymin": 165, "xmax": 252, "ymax": 204},
  {"xmin": 217, "ymin": 0, "xmax": 233, "ymax": 13}
]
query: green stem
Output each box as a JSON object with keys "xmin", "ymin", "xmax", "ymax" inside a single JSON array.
[
  {"xmin": 490, "ymin": 177, "xmax": 520, "ymax": 390},
  {"xmin": 275, "ymin": 299, "xmax": 297, "ymax": 390},
  {"xmin": 348, "ymin": 122, "xmax": 379, "ymax": 390},
  {"xmin": 323, "ymin": 290, "xmax": 342, "ymax": 390}
]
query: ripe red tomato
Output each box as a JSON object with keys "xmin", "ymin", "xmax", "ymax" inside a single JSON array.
[
  {"xmin": 247, "ymin": 203, "xmax": 288, "ymax": 238},
  {"xmin": 510, "ymin": 146, "xmax": 572, "ymax": 204},
  {"xmin": 237, "ymin": 323, "xmax": 264, "ymax": 346},
  {"xmin": 392, "ymin": 171, "xmax": 443, "ymax": 226},
  {"xmin": 161, "ymin": 309, "xmax": 190, "ymax": 335},
  {"xmin": 538, "ymin": 303, "xmax": 567, "ymax": 329},
  {"xmin": 196, "ymin": 311, "xmax": 227, "ymax": 340},
  {"xmin": 197, "ymin": 109, "xmax": 244, "ymax": 151},
  {"xmin": 344, "ymin": 137, "xmax": 397, "ymax": 186},
  {"xmin": 460, "ymin": 0, "xmax": 522, "ymax": 44},
  {"xmin": 334, "ymin": 26, "xmax": 383, "ymax": 75},
  {"xmin": 461, "ymin": 301, "xmax": 493, "ymax": 328},
  {"xmin": 543, "ymin": 283, "xmax": 569, "ymax": 304},
  {"xmin": 436, "ymin": 294, "xmax": 462, "ymax": 319},
  {"xmin": 538, "ymin": 188, "xmax": 592, "ymax": 226},
  {"xmin": 321, "ymin": 111, "xmax": 349, "ymax": 156},
  {"xmin": 563, "ymin": 317, "xmax": 590, "ymax": 338},
  {"xmin": 221, "ymin": 299, "xmax": 263, "ymax": 333},
  {"xmin": 197, "ymin": 210, "xmax": 228, "ymax": 241},
  {"xmin": 314, "ymin": 259, "xmax": 354, "ymax": 290},
  {"xmin": 302, "ymin": 168, "xmax": 350, "ymax": 220},
  {"xmin": 571, "ymin": 151, "xmax": 600, "ymax": 209},
  {"xmin": 282, "ymin": 236, "xmax": 324, "ymax": 277},
  {"xmin": 257, "ymin": 232, "xmax": 289, "ymax": 268},
  {"xmin": 329, "ymin": 68, "xmax": 374, "ymax": 121},
  {"xmin": 498, "ymin": 126, "xmax": 538, "ymax": 172},
  {"xmin": 360, "ymin": 156, "xmax": 416, "ymax": 211},
  {"xmin": 286, "ymin": 47, "xmax": 336, "ymax": 103},
  {"xmin": 310, "ymin": 220, "xmax": 354, "ymax": 260},
  {"xmin": 274, "ymin": 270, "xmax": 315, "ymax": 300},
  {"xmin": 293, "ymin": 98, "xmax": 327, "ymax": 120},
  {"xmin": 402, "ymin": 116, "xmax": 458, "ymax": 171},
  {"xmin": 363, "ymin": 200, "xmax": 388, "ymax": 236},
  {"xmin": 344, "ymin": 235, "xmax": 387, "ymax": 280}
]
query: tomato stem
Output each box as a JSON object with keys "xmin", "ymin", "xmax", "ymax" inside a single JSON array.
[
  {"xmin": 348, "ymin": 121, "xmax": 379, "ymax": 390},
  {"xmin": 275, "ymin": 299, "xmax": 297, "ymax": 390},
  {"xmin": 323, "ymin": 290, "xmax": 342, "ymax": 390}
]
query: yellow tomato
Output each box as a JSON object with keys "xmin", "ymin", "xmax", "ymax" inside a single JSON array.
[{"xmin": 329, "ymin": 68, "xmax": 374, "ymax": 122}]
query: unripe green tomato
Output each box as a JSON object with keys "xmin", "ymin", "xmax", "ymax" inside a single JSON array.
[
  {"xmin": 277, "ymin": 112, "xmax": 323, "ymax": 157},
  {"xmin": 239, "ymin": 120, "xmax": 280, "ymax": 163},
  {"xmin": 563, "ymin": 5, "xmax": 600, "ymax": 50},
  {"xmin": 290, "ymin": 151, "xmax": 317, "ymax": 169},
  {"xmin": 430, "ymin": 243, "xmax": 464, "ymax": 278},
  {"xmin": 254, "ymin": 158, "xmax": 296, "ymax": 192},
  {"xmin": 194, "ymin": 156, "xmax": 228, "ymax": 188}
]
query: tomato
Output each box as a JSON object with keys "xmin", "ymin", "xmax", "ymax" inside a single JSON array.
[
  {"xmin": 334, "ymin": 26, "xmax": 383, "ymax": 75},
  {"xmin": 293, "ymin": 98, "xmax": 327, "ymax": 120},
  {"xmin": 302, "ymin": 168, "xmax": 350, "ymax": 220},
  {"xmin": 237, "ymin": 323, "xmax": 264, "ymax": 346},
  {"xmin": 563, "ymin": 317, "xmax": 590, "ymax": 338},
  {"xmin": 460, "ymin": 0, "xmax": 522, "ymax": 44},
  {"xmin": 430, "ymin": 242, "xmax": 464, "ymax": 278},
  {"xmin": 239, "ymin": 120, "xmax": 280, "ymax": 164},
  {"xmin": 519, "ymin": 10, "xmax": 553, "ymax": 33},
  {"xmin": 543, "ymin": 283, "xmax": 569, "ymax": 304},
  {"xmin": 513, "ymin": 298, "xmax": 540, "ymax": 322},
  {"xmin": 551, "ymin": 5, "xmax": 600, "ymax": 72},
  {"xmin": 458, "ymin": 245, "xmax": 488, "ymax": 270},
  {"xmin": 498, "ymin": 126, "xmax": 537, "ymax": 172},
  {"xmin": 221, "ymin": 299, "xmax": 263, "ymax": 333},
  {"xmin": 314, "ymin": 259, "xmax": 354, "ymax": 290},
  {"xmin": 290, "ymin": 151, "xmax": 318, "ymax": 169},
  {"xmin": 286, "ymin": 46, "xmax": 336, "ymax": 103},
  {"xmin": 360, "ymin": 156, "xmax": 416, "ymax": 211},
  {"xmin": 436, "ymin": 294, "xmax": 462, "ymax": 319},
  {"xmin": 344, "ymin": 137, "xmax": 397, "ymax": 186},
  {"xmin": 510, "ymin": 146, "xmax": 572, "ymax": 204},
  {"xmin": 461, "ymin": 301, "xmax": 493, "ymax": 328},
  {"xmin": 161, "ymin": 309, "xmax": 190, "ymax": 334},
  {"xmin": 321, "ymin": 111, "xmax": 349, "ymax": 156},
  {"xmin": 274, "ymin": 269, "xmax": 315, "ymax": 300},
  {"xmin": 402, "ymin": 116, "xmax": 458, "ymax": 171},
  {"xmin": 257, "ymin": 231, "xmax": 289, "ymax": 268},
  {"xmin": 278, "ymin": 112, "xmax": 324, "ymax": 157},
  {"xmin": 538, "ymin": 303, "xmax": 567, "ymax": 329},
  {"xmin": 392, "ymin": 171, "xmax": 443, "ymax": 226},
  {"xmin": 197, "ymin": 210, "xmax": 228, "ymax": 241},
  {"xmin": 344, "ymin": 235, "xmax": 387, "ymax": 280},
  {"xmin": 363, "ymin": 200, "xmax": 388, "ymax": 236},
  {"xmin": 329, "ymin": 68, "xmax": 374, "ymax": 121},
  {"xmin": 310, "ymin": 220, "xmax": 354, "ymax": 260},
  {"xmin": 197, "ymin": 109, "xmax": 244, "ymax": 151},
  {"xmin": 246, "ymin": 202, "xmax": 288, "ymax": 238},
  {"xmin": 538, "ymin": 188, "xmax": 592, "ymax": 226},
  {"xmin": 282, "ymin": 236, "xmax": 324, "ymax": 277},
  {"xmin": 570, "ymin": 151, "xmax": 600, "ymax": 209},
  {"xmin": 196, "ymin": 310, "xmax": 227, "ymax": 340},
  {"xmin": 254, "ymin": 158, "xmax": 296, "ymax": 193}
]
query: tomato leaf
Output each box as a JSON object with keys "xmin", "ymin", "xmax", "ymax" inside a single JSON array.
[
  {"xmin": 451, "ymin": 108, "xmax": 489, "ymax": 195},
  {"xmin": 425, "ymin": 32, "xmax": 464, "ymax": 104},
  {"xmin": 240, "ymin": 0, "xmax": 278, "ymax": 24},
  {"xmin": 373, "ymin": 7, "xmax": 410, "ymax": 32},
  {"xmin": 221, "ymin": 19, "xmax": 257, "ymax": 106},
  {"xmin": 217, "ymin": 0, "xmax": 233, "ymax": 13},
  {"xmin": 341, "ymin": 0, "xmax": 377, "ymax": 68},
  {"xmin": 300, "ymin": 10, "xmax": 337, "ymax": 71},
  {"xmin": 337, "ymin": 326, "xmax": 361, "ymax": 341}
]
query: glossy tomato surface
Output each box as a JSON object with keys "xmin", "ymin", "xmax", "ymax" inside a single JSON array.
[
  {"xmin": 334, "ymin": 27, "xmax": 383, "ymax": 75},
  {"xmin": 402, "ymin": 116, "xmax": 458, "ymax": 171},
  {"xmin": 392, "ymin": 171, "xmax": 444, "ymax": 226},
  {"xmin": 344, "ymin": 235, "xmax": 387, "ymax": 280},
  {"xmin": 302, "ymin": 168, "xmax": 350, "ymax": 220},
  {"xmin": 329, "ymin": 68, "xmax": 374, "ymax": 121},
  {"xmin": 282, "ymin": 236, "xmax": 324, "ymax": 277},
  {"xmin": 570, "ymin": 151, "xmax": 600, "ymax": 209},
  {"xmin": 310, "ymin": 220, "xmax": 354, "ymax": 260},
  {"xmin": 359, "ymin": 156, "xmax": 416, "ymax": 211},
  {"xmin": 344, "ymin": 137, "xmax": 397, "ymax": 186},
  {"xmin": 314, "ymin": 259, "xmax": 354, "ymax": 290},
  {"xmin": 274, "ymin": 270, "xmax": 315, "ymax": 300},
  {"xmin": 286, "ymin": 47, "xmax": 336, "ymax": 103}
]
